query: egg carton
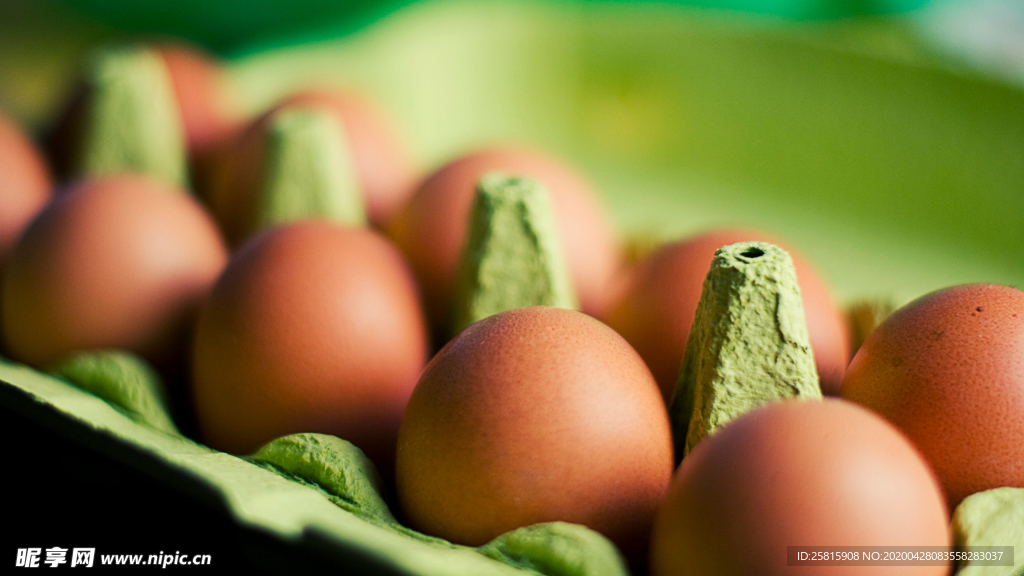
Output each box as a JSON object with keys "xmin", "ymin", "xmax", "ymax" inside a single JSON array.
[
  {"xmin": 1, "ymin": 352, "xmax": 632, "ymax": 574},
  {"xmin": 3, "ymin": 0, "xmax": 1024, "ymax": 574}
]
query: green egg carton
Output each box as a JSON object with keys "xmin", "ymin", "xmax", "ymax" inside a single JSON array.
[
  {"xmin": 0, "ymin": 351, "xmax": 628, "ymax": 575},
  {"xmin": 3, "ymin": 0, "xmax": 1024, "ymax": 573}
]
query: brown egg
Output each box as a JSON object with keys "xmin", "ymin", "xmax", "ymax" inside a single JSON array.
[
  {"xmin": 386, "ymin": 148, "xmax": 621, "ymax": 333},
  {"xmin": 204, "ymin": 89, "xmax": 416, "ymax": 240},
  {"xmin": 841, "ymin": 283, "xmax": 1024, "ymax": 510},
  {"xmin": 191, "ymin": 220, "xmax": 429, "ymax": 475},
  {"xmin": 2, "ymin": 174, "xmax": 228, "ymax": 368},
  {"xmin": 396, "ymin": 306, "xmax": 672, "ymax": 560},
  {"xmin": 156, "ymin": 43, "xmax": 243, "ymax": 159},
  {"xmin": 0, "ymin": 110, "xmax": 53, "ymax": 266},
  {"xmin": 650, "ymin": 399, "xmax": 950, "ymax": 576},
  {"xmin": 604, "ymin": 229, "xmax": 850, "ymax": 400}
]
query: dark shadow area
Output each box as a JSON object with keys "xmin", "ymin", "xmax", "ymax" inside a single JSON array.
[{"xmin": 0, "ymin": 385, "xmax": 403, "ymax": 574}]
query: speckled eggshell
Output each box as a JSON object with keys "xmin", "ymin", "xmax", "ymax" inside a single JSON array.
[
  {"xmin": 604, "ymin": 229, "xmax": 850, "ymax": 400},
  {"xmin": 841, "ymin": 283, "xmax": 1024, "ymax": 509},
  {"xmin": 396, "ymin": 306, "xmax": 672, "ymax": 560},
  {"xmin": 191, "ymin": 220, "xmax": 429, "ymax": 476},
  {"xmin": 0, "ymin": 110, "xmax": 52, "ymax": 266},
  {"xmin": 2, "ymin": 174, "xmax": 227, "ymax": 368},
  {"xmin": 650, "ymin": 399, "xmax": 950, "ymax": 576},
  {"xmin": 385, "ymin": 148, "xmax": 621, "ymax": 332}
]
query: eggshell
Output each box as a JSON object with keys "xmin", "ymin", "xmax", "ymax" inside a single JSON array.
[
  {"xmin": 386, "ymin": 148, "xmax": 621, "ymax": 332},
  {"xmin": 203, "ymin": 89, "xmax": 416, "ymax": 240},
  {"xmin": 2, "ymin": 174, "xmax": 227, "ymax": 368},
  {"xmin": 650, "ymin": 399, "xmax": 950, "ymax": 576},
  {"xmin": 604, "ymin": 229, "xmax": 850, "ymax": 400},
  {"xmin": 156, "ymin": 43, "xmax": 242, "ymax": 158},
  {"xmin": 191, "ymin": 220, "xmax": 429, "ymax": 475},
  {"xmin": 0, "ymin": 110, "xmax": 53, "ymax": 266},
  {"xmin": 396, "ymin": 306, "xmax": 672, "ymax": 559},
  {"xmin": 841, "ymin": 283, "xmax": 1024, "ymax": 509}
]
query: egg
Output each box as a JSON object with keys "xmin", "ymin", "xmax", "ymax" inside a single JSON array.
[
  {"xmin": 191, "ymin": 220, "xmax": 429, "ymax": 475},
  {"xmin": 2, "ymin": 174, "xmax": 228, "ymax": 368},
  {"xmin": 0, "ymin": 110, "xmax": 53, "ymax": 266},
  {"xmin": 649, "ymin": 399, "xmax": 950, "ymax": 576},
  {"xmin": 203, "ymin": 89, "xmax": 416, "ymax": 240},
  {"xmin": 156, "ymin": 43, "xmax": 243, "ymax": 159},
  {"xmin": 386, "ymin": 148, "xmax": 621, "ymax": 333},
  {"xmin": 396, "ymin": 306, "xmax": 672, "ymax": 560},
  {"xmin": 604, "ymin": 229, "xmax": 850, "ymax": 400},
  {"xmin": 841, "ymin": 283, "xmax": 1024, "ymax": 509}
]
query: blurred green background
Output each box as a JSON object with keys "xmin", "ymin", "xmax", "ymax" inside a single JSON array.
[
  {"xmin": 49, "ymin": 0, "xmax": 938, "ymax": 54},
  {"xmin": 1, "ymin": 0, "xmax": 1022, "ymax": 307}
]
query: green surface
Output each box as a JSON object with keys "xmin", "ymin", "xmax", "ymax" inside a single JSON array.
[
  {"xmin": 247, "ymin": 434, "xmax": 399, "ymax": 527},
  {"xmin": 52, "ymin": 0, "xmax": 935, "ymax": 54},
  {"xmin": 478, "ymin": 522, "xmax": 628, "ymax": 576},
  {"xmin": 48, "ymin": 350, "xmax": 179, "ymax": 435},
  {"xmin": 258, "ymin": 108, "xmax": 367, "ymax": 230},
  {"xmin": 452, "ymin": 174, "xmax": 577, "ymax": 335},
  {"xmin": 74, "ymin": 45, "xmax": 189, "ymax": 188},
  {"xmin": 0, "ymin": 356, "xmax": 627, "ymax": 575},
  {"xmin": 952, "ymin": 488, "xmax": 1024, "ymax": 576},
  {"xmin": 669, "ymin": 242, "xmax": 821, "ymax": 458},
  {"xmin": 58, "ymin": 0, "xmax": 414, "ymax": 55}
]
